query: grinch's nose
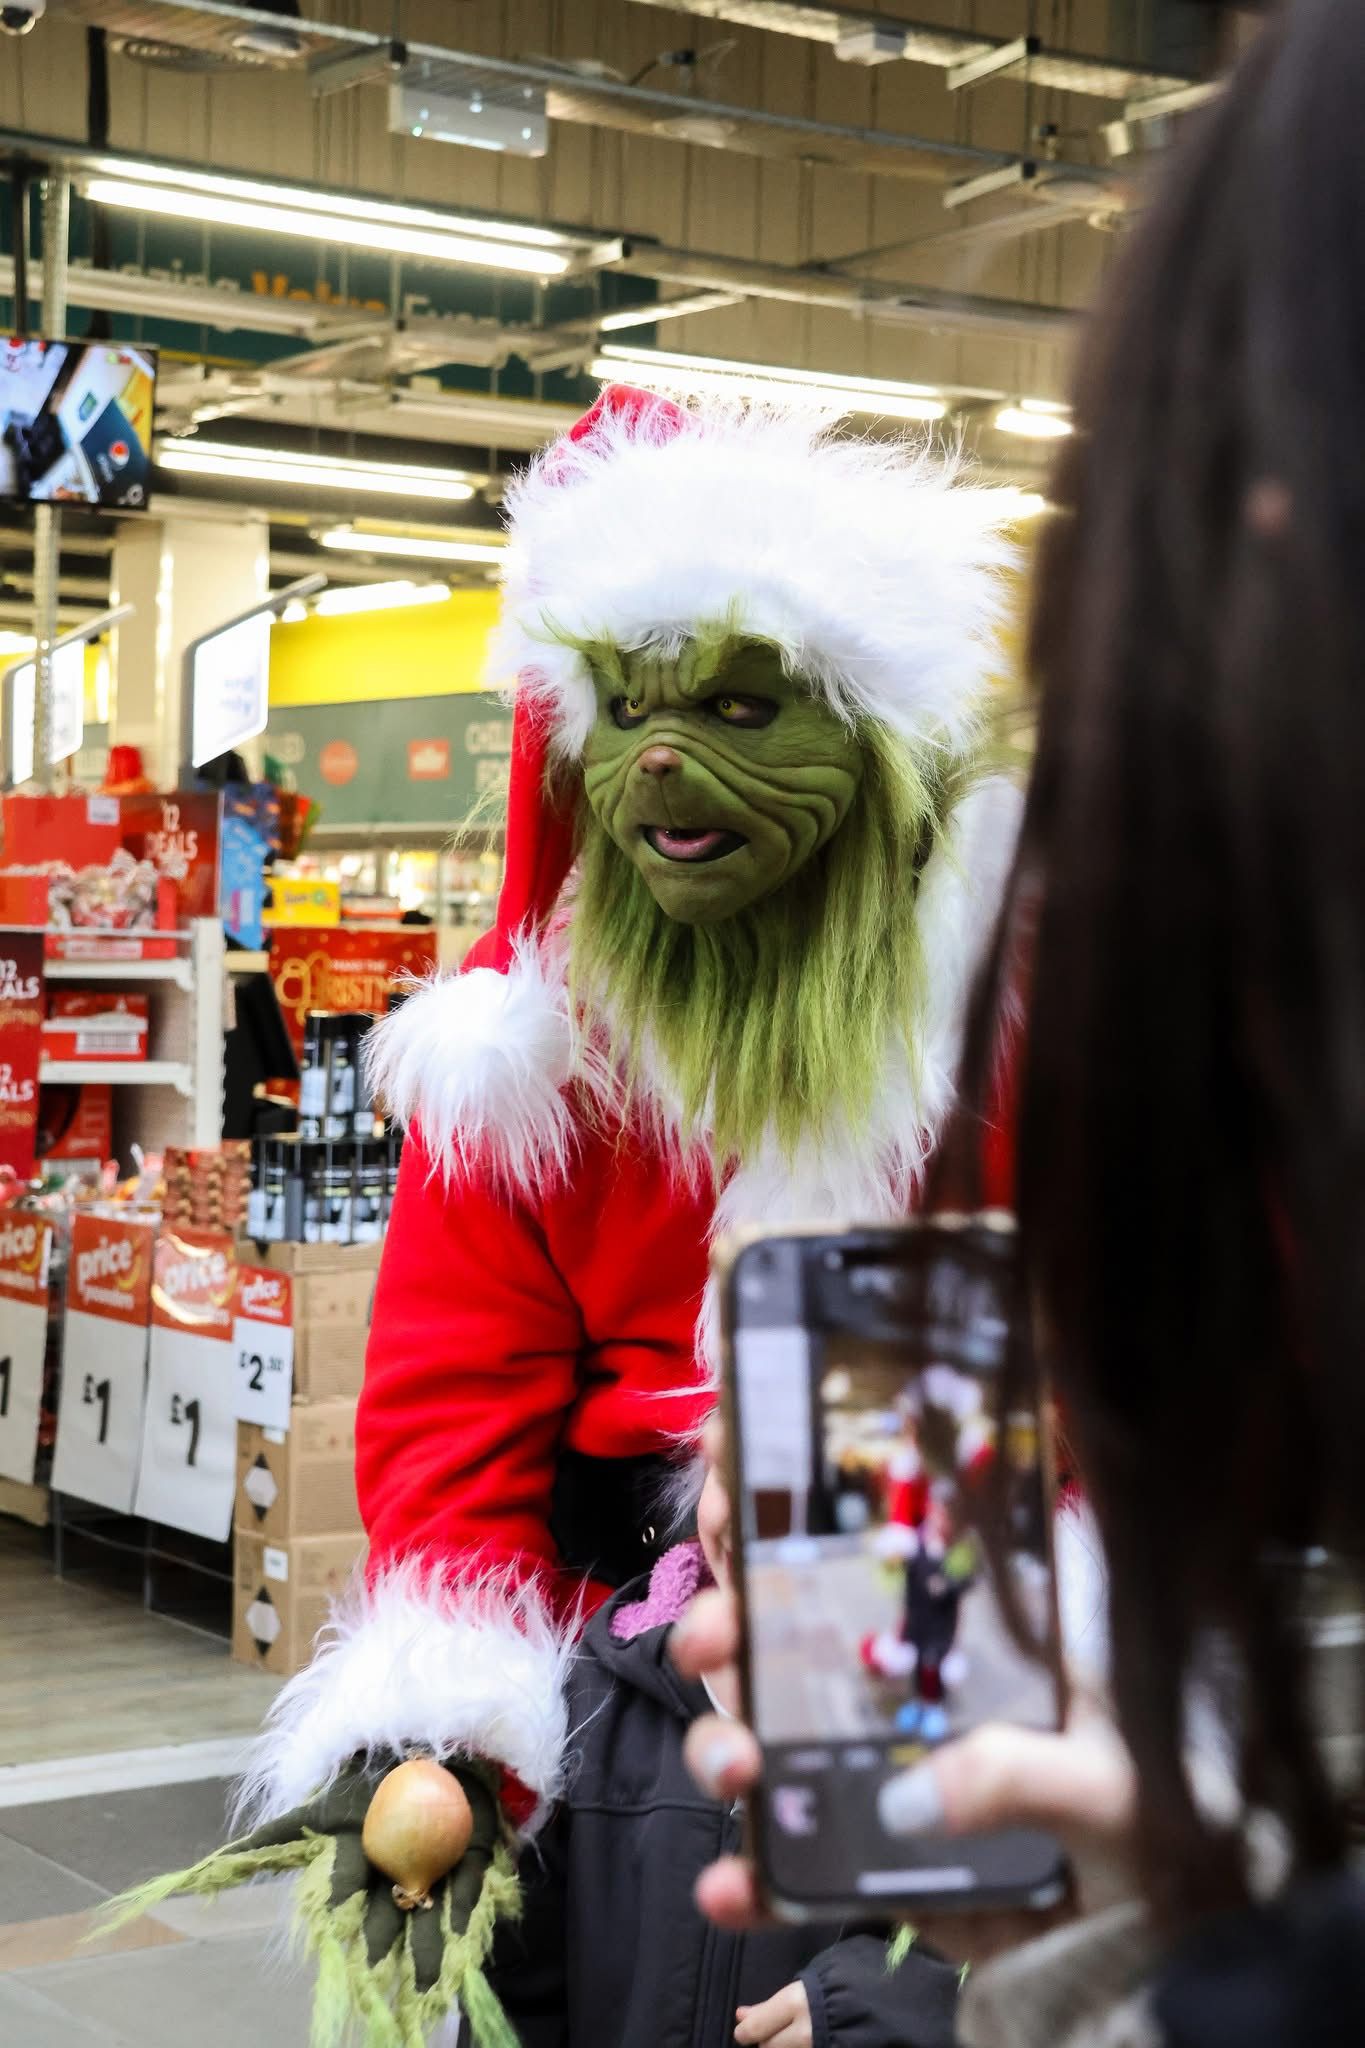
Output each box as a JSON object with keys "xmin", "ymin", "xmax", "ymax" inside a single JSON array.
[{"xmin": 637, "ymin": 745, "xmax": 682, "ymax": 779}]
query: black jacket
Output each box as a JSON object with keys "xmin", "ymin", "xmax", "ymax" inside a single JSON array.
[{"xmin": 488, "ymin": 1578, "xmax": 961, "ymax": 2048}]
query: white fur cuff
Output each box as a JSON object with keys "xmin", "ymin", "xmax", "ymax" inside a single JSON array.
[{"xmin": 235, "ymin": 1563, "xmax": 576, "ymax": 1830}]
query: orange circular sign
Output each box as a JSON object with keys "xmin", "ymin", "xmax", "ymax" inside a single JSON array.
[{"xmin": 319, "ymin": 739, "xmax": 359, "ymax": 786}]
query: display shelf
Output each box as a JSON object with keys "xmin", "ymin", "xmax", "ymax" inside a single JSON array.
[
  {"xmin": 40, "ymin": 1058, "xmax": 195, "ymax": 1095},
  {"xmin": 45, "ymin": 956, "xmax": 196, "ymax": 991}
]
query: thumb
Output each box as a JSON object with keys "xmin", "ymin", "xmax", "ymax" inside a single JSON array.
[{"xmin": 879, "ymin": 1719, "xmax": 1135, "ymax": 1848}]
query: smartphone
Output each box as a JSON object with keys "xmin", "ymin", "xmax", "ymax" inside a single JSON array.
[{"xmin": 719, "ymin": 1217, "xmax": 1068, "ymax": 1919}]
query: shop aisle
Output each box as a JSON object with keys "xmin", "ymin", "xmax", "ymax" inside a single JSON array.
[{"xmin": 0, "ymin": 1523, "xmax": 278, "ymax": 1769}]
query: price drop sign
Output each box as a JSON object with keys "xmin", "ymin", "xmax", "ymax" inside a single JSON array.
[
  {"xmin": 0, "ymin": 1214, "xmax": 53, "ymax": 1485},
  {"xmin": 233, "ymin": 1264, "xmax": 294, "ymax": 1432},
  {"xmin": 133, "ymin": 1230, "xmax": 238, "ymax": 1542},
  {"xmin": 51, "ymin": 1214, "xmax": 153, "ymax": 1512}
]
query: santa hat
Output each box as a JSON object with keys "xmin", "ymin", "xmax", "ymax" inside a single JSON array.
[{"xmin": 478, "ymin": 384, "xmax": 1014, "ymax": 967}]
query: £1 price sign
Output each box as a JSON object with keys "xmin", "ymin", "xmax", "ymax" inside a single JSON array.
[
  {"xmin": 51, "ymin": 1214, "xmax": 153, "ymax": 1511},
  {"xmin": 0, "ymin": 1213, "xmax": 52, "ymax": 1485},
  {"xmin": 233, "ymin": 1264, "xmax": 294, "ymax": 1432},
  {"xmin": 132, "ymin": 1230, "xmax": 238, "ymax": 1542}
]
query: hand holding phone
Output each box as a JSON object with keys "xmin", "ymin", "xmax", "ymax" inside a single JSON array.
[{"xmin": 717, "ymin": 1218, "xmax": 1070, "ymax": 1921}]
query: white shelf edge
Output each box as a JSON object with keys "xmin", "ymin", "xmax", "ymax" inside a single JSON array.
[
  {"xmin": 40, "ymin": 1059, "xmax": 195, "ymax": 1097},
  {"xmin": 45, "ymin": 958, "xmax": 194, "ymax": 991}
]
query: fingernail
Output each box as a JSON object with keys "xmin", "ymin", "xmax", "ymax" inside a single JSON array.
[
  {"xmin": 701, "ymin": 1734, "xmax": 742, "ymax": 1789},
  {"xmin": 879, "ymin": 1763, "xmax": 945, "ymax": 1837}
]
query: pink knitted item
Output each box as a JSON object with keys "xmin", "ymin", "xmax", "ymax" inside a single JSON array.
[{"xmin": 611, "ymin": 1541, "xmax": 714, "ymax": 1640}]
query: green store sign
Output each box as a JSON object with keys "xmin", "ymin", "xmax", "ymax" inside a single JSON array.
[{"xmin": 265, "ymin": 694, "xmax": 511, "ymax": 829}]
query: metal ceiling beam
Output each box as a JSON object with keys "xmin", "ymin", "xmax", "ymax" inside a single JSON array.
[
  {"xmin": 626, "ymin": 0, "xmax": 1199, "ymax": 101},
  {"xmin": 612, "ymin": 241, "xmax": 1074, "ymax": 342}
]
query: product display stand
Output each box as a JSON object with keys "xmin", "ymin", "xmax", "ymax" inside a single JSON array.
[{"xmin": 40, "ymin": 917, "xmax": 226, "ymax": 1154}]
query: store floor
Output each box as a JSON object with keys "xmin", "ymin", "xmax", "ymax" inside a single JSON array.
[
  {"xmin": 0, "ymin": 1780, "xmax": 305, "ymax": 2045},
  {"xmin": 0, "ymin": 1520, "xmax": 304, "ymax": 2042},
  {"xmin": 0, "ymin": 1522, "xmax": 277, "ymax": 1769}
]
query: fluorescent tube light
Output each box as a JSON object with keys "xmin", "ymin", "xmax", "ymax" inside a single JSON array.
[
  {"xmin": 159, "ymin": 442, "xmax": 478, "ymax": 504},
  {"xmin": 318, "ymin": 527, "xmax": 504, "ymax": 565},
  {"xmin": 83, "ymin": 159, "xmax": 576, "ymax": 276},
  {"xmin": 591, "ymin": 345, "xmax": 947, "ymax": 423},
  {"xmin": 993, "ymin": 400, "xmax": 1074, "ymax": 441},
  {"xmin": 313, "ymin": 581, "xmax": 450, "ymax": 618}
]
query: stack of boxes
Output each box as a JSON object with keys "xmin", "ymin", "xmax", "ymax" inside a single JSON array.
[{"xmin": 231, "ymin": 1238, "xmax": 380, "ymax": 1677}]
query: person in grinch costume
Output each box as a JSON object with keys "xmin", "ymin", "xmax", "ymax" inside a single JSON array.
[{"xmin": 111, "ymin": 388, "xmax": 1022, "ymax": 2044}]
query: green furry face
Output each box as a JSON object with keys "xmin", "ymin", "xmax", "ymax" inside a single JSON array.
[{"xmin": 579, "ymin": 638, "xmax": 864, "ymax": 925}]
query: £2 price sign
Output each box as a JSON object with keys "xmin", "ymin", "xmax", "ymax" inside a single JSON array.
[
  {"xmin": 0, "ymin": 1213, "xmax": 52, "ymax": 1485},
  {"xmin": 52, "ymin": 1214, "xmax": 153, "ymax": 1511},
  {"xmin": 133, "ymin": 1230, "xmax": 239, "ymax": 1542},
  {"xmin": 233, "ymin": 1265, "xmax": 294, "ymax": 1432}
]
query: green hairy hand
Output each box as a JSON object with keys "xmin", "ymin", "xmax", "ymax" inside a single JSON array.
[{"xmin": 99, "ymin": 1758, "xmax": 521, "ymax": 2048}]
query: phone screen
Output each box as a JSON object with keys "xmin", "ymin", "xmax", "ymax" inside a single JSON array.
[{"xmin": 726, "ymin": 1223, "xmax": 1067, "ymax": 1914}]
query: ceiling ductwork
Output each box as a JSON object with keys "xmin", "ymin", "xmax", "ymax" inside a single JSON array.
[
  {"xmin": 626, "ymin": 0, "xmax": 1200, "ymax": 105},
  {"xmin": 43, "ymin": 0, "xmax": 1053, "ymax": 185}
]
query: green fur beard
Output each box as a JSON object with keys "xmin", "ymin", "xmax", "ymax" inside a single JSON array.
[{"xmin": 567, "ymin": 726, "xmax": 962, "ymax": 1165}]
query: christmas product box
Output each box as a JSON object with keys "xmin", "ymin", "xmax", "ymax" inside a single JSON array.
[
  {"xmin": 236, "ymin": 1236, "xmax": 380, "ymax": 1402},
  {"xmin": 232, "ymin": 1527, "xmax": 366, "ymax": 1679},
  {"xmin": 235, "ymin": 1397, "xmax": 360, "ymax": 1542},
  {"xmin": 42, "ymin": 991, "xmax": 149, "ymax": 1063}
]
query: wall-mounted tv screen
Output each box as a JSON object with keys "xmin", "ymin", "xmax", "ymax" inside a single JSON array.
[{"xmin": 1, "ymin": 338, "xmax": 158, "ymax": 510}]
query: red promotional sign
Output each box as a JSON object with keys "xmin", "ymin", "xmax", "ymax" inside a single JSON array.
[
  {"xmin": 67, "ymin": 1212, "xmax": 154, "ymax": 1325},
  {"xmin": 268, "ymin": 926, "xmax": 437, "ymax": 1055},
  {"xmin": 0, "ymin": 1212, "xmax": 52, "ymax": 1310},
  {"xmin": 0, "ymin": 932, "xmax": 45, "ymax": 1180},
  {"xmin": 117, "ymin": 792, "xmax": 223, "ymax": 921},
  {"xmin": 152, "ymin": 1228, "xmax": 238, "ymax": 1339}
]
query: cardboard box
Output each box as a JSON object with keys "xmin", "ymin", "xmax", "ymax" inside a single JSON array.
[
  {"xmin": 236, "ymin": 1398, "xmax": 360, "ymax": 1541},
  {"xmin": 43, "ymin": 992, "xmax": 149, "ymax": 1062},
  {"xmin": 237, "ymin": 1237, "xmax": 380, "ymax": 1402},
  {"xmin": 232, "ymin": 1527, "xmax": 366, "ymax": 1678}
]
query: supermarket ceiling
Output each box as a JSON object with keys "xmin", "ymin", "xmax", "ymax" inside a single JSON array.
[{"xmin": 0, "ymin": 0, "xmax": 1236, "ymax": 625}]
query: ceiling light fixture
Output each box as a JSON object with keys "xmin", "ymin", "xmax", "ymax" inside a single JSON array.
[
  {"xmin": 158, "ymin": 442, "xmax": 478, "ymax": 503},
  {"xmin": 317, "ymin": 527, "xmax": 504, "ymax": 565},
  {"xmin": 993, "ymin": 399, "xmax": 1074, "ymax": 441},
  {"xmin": 313, "ymin": 581, "xmax": 451, "ymax": 618},
  {"xmin": 591, "ymin": 344, "xmax": 947, "ymax": 423},
  {"xmin": 82, "ymin": 157, "xmax": 581, "ymax": 278}
]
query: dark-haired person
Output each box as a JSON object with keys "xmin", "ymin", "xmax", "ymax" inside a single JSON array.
[{"xmin": 676, "ymin": 2, "xmax": 1365, "ymax": 2041}]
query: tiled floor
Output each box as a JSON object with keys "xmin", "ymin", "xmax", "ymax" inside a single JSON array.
[{"xmin": 0, "ymin": 1521, "xmax": 307, "ymax": 2044}]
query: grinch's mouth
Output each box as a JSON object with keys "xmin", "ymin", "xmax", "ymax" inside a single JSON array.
[{"xmin": 643, "ymin": 825, "xmax": 746, "ymax": 864}]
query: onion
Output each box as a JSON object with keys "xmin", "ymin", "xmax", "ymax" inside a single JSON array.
[{"xmin": 361, "ymin": 1759, "xmax": 475, "ymax": 1911}]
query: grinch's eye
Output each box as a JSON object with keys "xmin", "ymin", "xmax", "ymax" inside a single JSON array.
[
  {"xmin": 708, "ymin": 693, "xmax": 777, "ymax": 729},
  {"xmin": 610, "ymin": 695, "xmax": 649, "ymax": 729}
]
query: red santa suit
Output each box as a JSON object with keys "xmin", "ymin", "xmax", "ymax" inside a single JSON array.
[{"xmin": 239, "ymin": 388, "xmax": 1024, "ymax": 1835}]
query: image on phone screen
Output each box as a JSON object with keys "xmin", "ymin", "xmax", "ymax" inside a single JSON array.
[{"xmin": 727, "ymin": 1225, "xmax": 1067, "ymax": 1914}]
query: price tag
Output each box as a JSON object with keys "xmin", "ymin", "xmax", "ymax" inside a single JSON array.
[
  {"xmin": 0, "ymin": 1216, "xmax": 53, "ymax": 1485},
  {"xmin": 132, "ymin": 1231, "xmax": 238, "ymax": 1542},
  {"xmin": 232, "ymin": 1265, "xmax": 294, "ymax": 1432},
  {"xmin": 51, "ymin": 1216, "xmax": 153, "ymax": 1511}
]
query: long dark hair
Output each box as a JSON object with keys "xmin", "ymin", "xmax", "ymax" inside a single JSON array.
[{"xmin": 961, "ymin": 0, "xmax": 1365, "ymax": 1922}]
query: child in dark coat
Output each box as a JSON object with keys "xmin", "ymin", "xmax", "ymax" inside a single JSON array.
[{"xmin": 488, "ymin": 1449, "xmax": 960, "ymax": 2048}]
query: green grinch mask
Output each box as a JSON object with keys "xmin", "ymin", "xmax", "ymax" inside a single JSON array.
[{"xmin": 579, "ymin": 637, "xmax": 864, "ymax": 926}]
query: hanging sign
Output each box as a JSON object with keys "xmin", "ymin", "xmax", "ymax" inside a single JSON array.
[
  {"xmin": 51, "ymin": 1214, "xmax": 153, "ymax": 1511},
  {"xmin": 232, "ymin": 1264, "xmax": 295, "ymax": 1433},
  {"xmin": 0, "ymin": 933, "xmax": 45, "ymax": 1182},
  {"xmin": 190, "ymin": 610, "xmax": 272, "ymax": 770},
  {"xmin": 133, "ymin": 1229, "xmax": 238, "ymax": 1541},
  {"xmin": 268, "ymin": 926, "xmax": 437, "ymax": 1056},
  {"xmin": 0, "ymin": 1213, "xmax": 53, "ymax": 1486}
]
